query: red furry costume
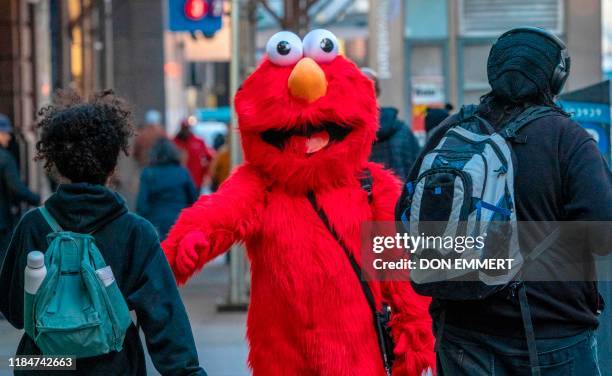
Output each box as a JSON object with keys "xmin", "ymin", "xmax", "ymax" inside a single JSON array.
[{"xmin": 163, "ymin": 30, "xmax": 434, "ymax": 375}]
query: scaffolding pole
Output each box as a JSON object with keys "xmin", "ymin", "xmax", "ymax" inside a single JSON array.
[{"xmin": 218, "ymin": 0, "xmax": 249, "ymax": 312}]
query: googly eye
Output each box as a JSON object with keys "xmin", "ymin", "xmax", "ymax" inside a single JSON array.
[
  {"xmin": 302, "ymin": 29, "xmax": 339, "ymax": 63},
  {"xmin": 266, "ymin": 31, "xmax": 303, "ymax": 66}
]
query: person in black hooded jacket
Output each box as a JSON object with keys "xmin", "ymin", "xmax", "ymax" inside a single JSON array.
[
  {"xmin": 0, "ymin": 91, "xmax": 207, "ymax": 376},
  {"xmin": 0, "ymin": 115, "xmax": 40, "ymax": 260},
  {"xmin": 399, "ymin": 28, "xmax": 612, "ymax": 375},
  {"xmin": 362, "ymin": 67, "xmax": 421, "ymax": 181}
]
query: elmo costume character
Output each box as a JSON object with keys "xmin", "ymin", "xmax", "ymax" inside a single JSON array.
[{"xmin": 163, "ymin": 29, "xmax": 435, "ymax": 375}]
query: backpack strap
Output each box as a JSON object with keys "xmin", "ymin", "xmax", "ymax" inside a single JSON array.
[
  {"xmin": 524, "ymin": 227, "xmax": 561, "ymax": 264},
  {"xmin": 501, "ymin": 106, "xmax": 561, "ymax": 142},
  {"xmin": 458, "ymin": 104, "xmax": 479, "ymax": 121},
  {"xmin": 39, "ymin": 206, "xmax": 126, "ymax": 235},
  {"xmin": 455, "ymin": 105, "xmax": 498, "ymax": 135},
  {"xmin": 518, "ymin": 284, "xmax": 541, "ymax": 376},
  {"xmin": 514, "ymin": 227, "xmax": 561, "ymax": 376},
  {"xmin": 39, "ymin": 206, "xmax": 63, "ymax": 233},
  {"xmin": 473, "ymin": 114, "xmax": 497, "ymax": 135}
]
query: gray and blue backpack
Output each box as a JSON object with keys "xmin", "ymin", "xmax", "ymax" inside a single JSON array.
[{"xmin": 399, "ymin": 105, "xmax": 561, "ymax": 300}]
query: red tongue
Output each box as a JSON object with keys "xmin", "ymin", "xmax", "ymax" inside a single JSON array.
[
  {"xmin": 287, "ymin": 131, "xmax": 330, "ymax": 154},
  {"xmin": 305, "ymin": 131, "xmax": 330, "ymax": 154}
]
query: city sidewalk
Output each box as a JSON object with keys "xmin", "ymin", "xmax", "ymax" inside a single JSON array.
[{"xmin": 0, "ymin": 262, "xmax": 249, "ymax": 376}]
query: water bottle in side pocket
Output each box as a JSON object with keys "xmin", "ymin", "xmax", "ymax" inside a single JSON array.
[{"xmin": 24, "ymin": 251, "xmax": 47, "ymax": 337}]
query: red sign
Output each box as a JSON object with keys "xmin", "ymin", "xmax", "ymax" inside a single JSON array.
[{"xmin": 184, "ymin": 0, "xmax": 208, "ymax": 21}]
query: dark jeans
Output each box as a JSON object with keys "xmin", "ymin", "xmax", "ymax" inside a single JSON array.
[{"xmin": 436, "ymin": 324, "xmax": 601, "ymax": 376}]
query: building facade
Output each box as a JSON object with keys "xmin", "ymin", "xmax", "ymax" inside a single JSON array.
[
  {"xmin": 0, "ymin": 0, "xmax": 166, "ymax": 198},
  {"xmin": 369, "ymin": 0, "xmax": 602, "ymax": 134}
]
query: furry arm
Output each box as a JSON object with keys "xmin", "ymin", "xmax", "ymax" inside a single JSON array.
[
  {"xmin": 367, "ymin": 162, "xmax": 435, "ymax": 375},
  {"xmin": 162, "ymin": 164, "xmax": 265, "ymax": 285}
]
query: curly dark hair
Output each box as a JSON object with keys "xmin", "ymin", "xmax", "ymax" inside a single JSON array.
[{"xmin": 36, "ymin": 90, "xmax": 134, "ymax": 184}]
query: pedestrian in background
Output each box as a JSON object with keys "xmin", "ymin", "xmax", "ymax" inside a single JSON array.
[
  {"xmin": 208, "ymin": 131, "xmax": 230, "ymax": 192},
  {"xmin": 209, "ymin": 143, "xmax": 230, "ymax": 192},
  {"xmin": 0, "ymin": 91, "xmax": 206, "ymax": 376},
  {"xmin": 0, "ymin": 114, "xmax": 40, "ymax": 261},
  {"xmin": 137, "ymin": 138, "xmax": 198, "ymax": 240},
  {"xmin": 424, "ymin": 106, "xmax": 451, "ymax": 137},
  {"xmin": 174, "ymin": 118, "xmax": 212, "ymax": 192},
  {"xmin": 361, "ymin": 67, "xmax": 421, "ymax": 181},
  {"xmin": 212, "ymin": 132, "xmax": 226, "ymax": 151},
  {"xmin": 133, "ymin": 109, "xmax": 167, "ymax": 167}
]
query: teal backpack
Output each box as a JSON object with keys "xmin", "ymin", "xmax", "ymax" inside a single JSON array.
[{"xmin": 23, "ymin": 206, "xmax": 132, "ymax": 358}]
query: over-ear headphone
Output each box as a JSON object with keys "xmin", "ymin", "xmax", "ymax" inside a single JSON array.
[{"xmin": 496, "ymin": 27, "xmax": 570, "ymax": 95}]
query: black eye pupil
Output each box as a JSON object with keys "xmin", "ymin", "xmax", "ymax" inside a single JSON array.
[
  {"xmin": 277, "ymin": 41, "xmax": 291, "ymax": 56},
  {"xmin": 320, "ymin": 38, "xmax": 334, "ymax": 53}
]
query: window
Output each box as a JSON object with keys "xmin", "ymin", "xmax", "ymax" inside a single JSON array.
[
  {"xmin": 409, "ymin": 44, "xmax": 446, "ymax": 135},
  {"xmin": 405, "ymin": 0, "xmax": 448, "ymax": 39},
  {"xmin": 461, "ymin": 43, "xmax": 491, "ymax": 104},
  {"xmin": 459, "ymin": 0, "xmax": 563, "ymax": 37}
]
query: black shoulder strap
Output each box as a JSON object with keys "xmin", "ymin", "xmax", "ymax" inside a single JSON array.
[
  {"xmin": 501, "ymin": 106, "xmax": 561, "ymax": 142},
  {"xmin": 307, "ymin": 190, "xmax": 394, "ymax": 375},
  {"xmin": 306, "ymin": 192, "xmax": 377, "ymax": 313},
  {"xmin": 310, "ymin": 171, "xmax": 402, "ymax": 373},
  {"xmin": 358, "ymin": 169, "xmax": 373, "ymax": 204},
  {"xmin": 515, "ymin": 226, "xmax": 561, "ymax": 376},
  {"xmin": 518, "ymin": 284, "xmax": 541, "ymax": 376}
]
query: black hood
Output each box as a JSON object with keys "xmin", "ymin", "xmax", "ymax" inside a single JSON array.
[
  {"xmin": 487, "ymin": 30, "xmax": 561, "ymax": 101},
  {"xmin": 425, "ymin": 108, "xmax": 450, "ymax": 134},
  {"xmin": 44, "ymin": 183, "xmax": 128, "ymax": 233},
  {"xmin": 376, "ymin": 107, "xmax": 402, "ymax": 142}
]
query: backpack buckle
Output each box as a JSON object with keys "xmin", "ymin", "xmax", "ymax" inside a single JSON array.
[
  {"xmin": 503, "ymin": 128, "xmax": 528, "ymax": 144},
  {"xmin": 379, "ymin": 303, "xmax": 392, "ymax": 324},
  {"xmin": 503, "ymin": 127, "xmax": 517, "ymax": 139},
  {"xmin": 494, "ymin": 165, "xmax": 508, "ymax": 176}
]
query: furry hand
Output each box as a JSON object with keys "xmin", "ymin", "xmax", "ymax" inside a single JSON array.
[
  {"xmin": 391, "ymin": 330, "xmax": 436, "ymax": 376},
  {"xmin": 175, "ymin": 231, "xmax": 209, "ymax": 278}
]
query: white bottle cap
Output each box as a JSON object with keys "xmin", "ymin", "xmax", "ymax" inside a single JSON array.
[{"xmin": 27, "ymin": 251, "xmax": 45, "ymax": 269}]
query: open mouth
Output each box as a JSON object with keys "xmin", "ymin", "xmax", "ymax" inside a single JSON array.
[{"xmin": 260, "ymin": 123, "xmax": 351, "ymax": 154}]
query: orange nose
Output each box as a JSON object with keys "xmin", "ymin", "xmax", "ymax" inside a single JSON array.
[{"xmin": 288, "ymin": 57, "xmax": 328, "ymax": 103}]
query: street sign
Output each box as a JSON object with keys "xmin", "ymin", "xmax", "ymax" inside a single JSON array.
[
  {"xmin": 168, "ymin": 0, "xmax": 223, "ymax": 36},
  {"xmin": 184, "ymin": 0, "xmax": 208, "ymax": 20},
  {"xmin": 581, "ymin": 122, "xmax": 610, "ymax": 156},
  {"xmin": 557, "ymin": 100, "xmax": 610, "ymax": 124},
  {"xmin": 558, "ymin": 100, "xmax": 611, "ymax": 164}
]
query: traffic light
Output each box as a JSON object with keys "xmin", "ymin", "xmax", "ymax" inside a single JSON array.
[
  {"xmin": 168, "ymin": 0, "xmax": 222, "ymax": 37},
  {"xmin": 184, "ymin": 0, "xmax": 208, "ymax": 20}
]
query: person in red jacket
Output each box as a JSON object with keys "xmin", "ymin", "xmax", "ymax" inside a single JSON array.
[
  {"xmin": 163, "ymin": 29, "xmax": 434, "ymax": 376},
  {"xmin": 173, "ymin": 118, "xmax": 212, "ymax": 191}
]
